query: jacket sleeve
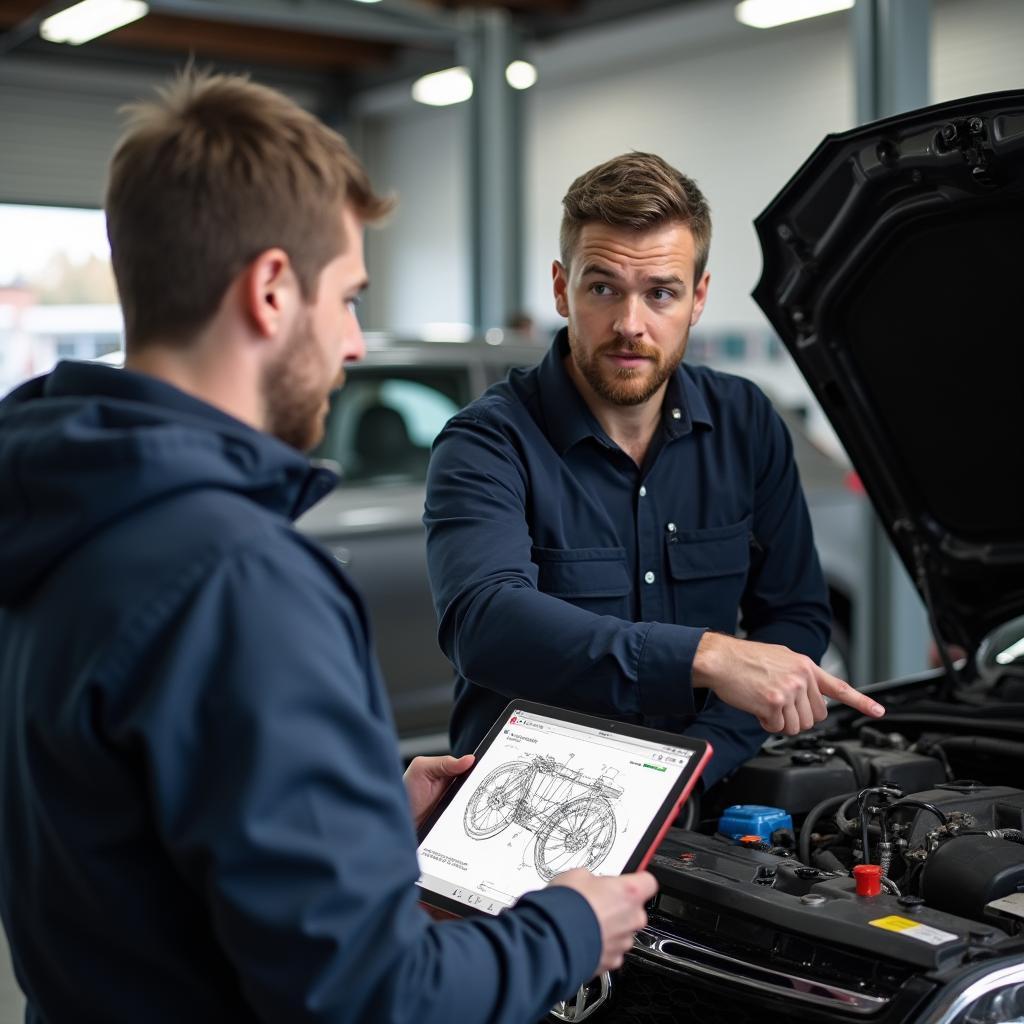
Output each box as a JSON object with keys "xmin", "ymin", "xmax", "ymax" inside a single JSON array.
[
  {"xmin": 113, "ymin": 535, "xmax": 601, "ymax": 1024},
  {"xmin": 424, "ymin": 412, "xmax": 703, "ymax": 720}
]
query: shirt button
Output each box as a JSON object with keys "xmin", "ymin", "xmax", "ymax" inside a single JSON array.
[
  {"xmin": 639, "ymin": 485, "xmax": 647, "ymax": 498},
  {"xmin": 644, "ymin": 571, "xmax": 656, "ymax": 584},
  {"xmin": 666, "ymin": 522, "xmax": 677, "ymax": 533},
  {"xmin": 671, "ymin": 408, "xmax": 682, "ymax": 420}
]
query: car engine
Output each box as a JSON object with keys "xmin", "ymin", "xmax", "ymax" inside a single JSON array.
[
  {"xmin": 700, "ymin": 708, "xmax": 1024, "ymax": 926},
  {"xmin": 558, "ymin": 677, "xmax": 1024, "ymax": 1024}
]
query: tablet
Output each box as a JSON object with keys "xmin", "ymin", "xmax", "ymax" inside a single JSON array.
[{"xmin": 416, "ymin": 700, "xmax": 712, "ymax": 917}]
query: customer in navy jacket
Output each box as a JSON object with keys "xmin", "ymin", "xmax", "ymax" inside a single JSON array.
[
  {"xmin": 0, "ymin": 73, "xmax": 655, "ymax": 1024},
  {"xmin": 425, "ymin": 153, "xmax": 885, "ymax": 788}
]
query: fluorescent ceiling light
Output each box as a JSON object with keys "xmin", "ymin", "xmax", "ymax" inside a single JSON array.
[
  {"xmin": 735, "ymin": 0, "xmax": 853, "ymax": 30},
  {"xmin": 40, "ymin": 0, "xmax": 148, "ymax": 44},
  {"xmin": 505, "ymin": 60, "xmax": 537, "ymax": 90},
  {"xmin": 412, "ymin": 66, "xmax": 473, "ymax": 106}
]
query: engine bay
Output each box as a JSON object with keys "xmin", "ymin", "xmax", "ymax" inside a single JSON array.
[{"xmin": 638, "ymin": 671, "xmax": 1024, "ymax": 998}]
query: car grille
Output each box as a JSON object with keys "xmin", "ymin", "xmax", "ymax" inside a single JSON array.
[{"xmin": 560, "ymin": 910, "xmax": 941, "ymax": 1024}]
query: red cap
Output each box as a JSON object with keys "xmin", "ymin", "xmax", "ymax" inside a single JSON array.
[{"xmin": 853, "ymin": 864, "xmax": 883, "ymax": 897}]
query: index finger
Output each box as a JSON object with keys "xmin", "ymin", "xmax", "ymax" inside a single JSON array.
[{"xmin": 815, "ymin": 670, "xmax": 885, "ymax": 718}]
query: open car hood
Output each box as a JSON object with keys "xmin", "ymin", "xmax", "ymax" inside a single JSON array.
[{"xmin": 753, "ymin": 89, "xmax": 1024, "ymax": 656}]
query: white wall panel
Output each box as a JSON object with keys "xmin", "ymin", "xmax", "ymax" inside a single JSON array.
[
  {"xmin": 359, "ymin": 104, "xmax": 469, "ymax": 334},
  {"xmin": 358, "ymin": 8, "xmax": 853, "ymax": 335},
  {"xmin": 933, "ymin": 0, "xmax": 1024, "ymax": 103},
  {"xmin": 522, "ymin": 17, "xmax": 852, "ymax": 333}
]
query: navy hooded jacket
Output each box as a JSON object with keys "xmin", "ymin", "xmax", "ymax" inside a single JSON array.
[{"xmin": 0, "ymin": 361, "xmax": 599, "ymax": 1024}]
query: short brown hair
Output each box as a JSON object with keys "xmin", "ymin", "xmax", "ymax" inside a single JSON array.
[
  {"xmin": 559, "ymin": 152, "xmax": 711, "ymax": 281},
  {"xmin": 106, "ymin": 70, "xmax": 393, "ymax": 348}
]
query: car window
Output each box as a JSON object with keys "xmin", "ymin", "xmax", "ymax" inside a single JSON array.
[{"xmin": 314, "ymin": 366, "xmax": 466, "ymax": 484}]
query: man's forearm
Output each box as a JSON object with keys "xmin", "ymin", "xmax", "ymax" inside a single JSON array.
[{"xmin": 441, "ymin": 580, "xmax": 703, "ymax": 719}]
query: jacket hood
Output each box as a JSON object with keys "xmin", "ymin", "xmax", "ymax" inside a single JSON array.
[{"xmin": 0, "ymin": 361, "xmax": 336, "ymax": 605}]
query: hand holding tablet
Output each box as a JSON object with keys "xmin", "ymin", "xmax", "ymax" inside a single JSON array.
[
  {"xmin": 416, "ymin": 701, "xmax": 711, "ymax": 918},
  {"xmin": 548, "ymin": 867, "xmax": 658, "ymax": 973}
]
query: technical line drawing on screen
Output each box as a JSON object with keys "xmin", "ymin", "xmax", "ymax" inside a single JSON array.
[{"xmin": 462, "ymin": 754, "xmax": 622, "ymax": 881}]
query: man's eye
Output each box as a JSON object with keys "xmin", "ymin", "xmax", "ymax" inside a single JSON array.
[
  {"xmin": 591, "ymin": 283, "xmax": 613, "ymax": 296},
  {"xmin": 650, "ymin": 288, "xmax": 675, "ymax": 302},
  {"xmin": 345, "ymin": 295, "xmax": 362, "ymax": 313}
]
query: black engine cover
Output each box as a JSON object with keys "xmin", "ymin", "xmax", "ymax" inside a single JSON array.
[{"xmin": 708, "ymin": 741, "xmax": 947, "ymax": 816}]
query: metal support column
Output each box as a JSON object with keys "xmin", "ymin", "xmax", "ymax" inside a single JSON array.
[
  {"xmin": 852, "ymin": 0, "xmax": 932, "ymax": 683},
  {"xmin": 459, "ymin": 8, "xmax": 524, "ymax": 333}
]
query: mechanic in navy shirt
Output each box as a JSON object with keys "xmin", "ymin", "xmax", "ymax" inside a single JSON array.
[{"xmin": 425, "ymin": 153, "xmax": 885, "ymax": 788}]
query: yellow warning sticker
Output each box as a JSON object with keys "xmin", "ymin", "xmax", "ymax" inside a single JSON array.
[
  {"xmin": 869, "ymin": 916, "xmax": 958, "ymax": 945},
  {"xmin": 870, "ymin": 916, "xmax": 918, "ymax": 932}
]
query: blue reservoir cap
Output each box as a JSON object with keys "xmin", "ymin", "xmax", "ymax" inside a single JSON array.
[{"xmin": 718, "ymin": 804, "xmax": 794, "ymax": 843}]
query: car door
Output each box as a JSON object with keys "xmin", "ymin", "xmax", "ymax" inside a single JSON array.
[{"xmin": 297, "ymin": 359, "xmax": 471, "ymax": 752}]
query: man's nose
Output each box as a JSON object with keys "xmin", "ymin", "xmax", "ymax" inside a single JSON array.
[
  {"xmin": 345, "ymin": 321, "xmax": 367, "ymax": 364},
  {"xmin": 613, "ymin": 295, "xmax": 644, "ymax": 338}
]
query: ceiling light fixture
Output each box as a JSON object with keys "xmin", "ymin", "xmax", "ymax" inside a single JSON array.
[
  {"xmin": 412, "ymin": 66, "xmax": 473, "ymax": 106},
  {"xmin": 734, "ymin": 0, "xmax": 854, "ymax": 30},
  {"xmin": 505, "ymin": 60, "xmax": 537, "ymax": 90},
  {"xmin": 40, "ymin": 0, "xmax": 149, "ymax": 45}
]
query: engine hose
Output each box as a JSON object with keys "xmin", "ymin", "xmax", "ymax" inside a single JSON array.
[
  {"xmin": 880, "ymin": 876, "xmax": 902, "ymax": 897},
  {"xmin": 829, "ymin": 746, "xmax": 866, "ymax": 789},
  {"xmin": 879, "ymin": 800, "xmax": 949, "ymax": 827},
  {"xmin": 926, "ymin": 737, "xmax": 1024, "ymax": 761},
  {"xmin": 835, "ymin": 796, "xmax": 863, "ymax": 837},
  {"xmin": 861, "ymin": 803, "xmax": 871, "ymax": 866},
  {"xmin": 798, "ymin": 791, "xmax": 859, "ymax": 864},
  {"xmin": 879, "ymin": 841, "xmax": 893, "ymax": 879},
  {"xmin": 676, "ymin": 793, "xmax": 699, "ymax": 831},
  {"xmin": 857, "ymin": 787, "xmax": 901, "ymax": 865},
  {"xmin": 850, "ymin": 714, "xmax": 1024, "ymax": 738},
  {"xmin": 958, "ymin": 829, "xmax": 1024, "ymax": 844}
]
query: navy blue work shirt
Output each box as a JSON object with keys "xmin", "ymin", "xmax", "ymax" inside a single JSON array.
[{"xmin": 424, "ymin": 329, "xmax": 831, "ymax": 788}]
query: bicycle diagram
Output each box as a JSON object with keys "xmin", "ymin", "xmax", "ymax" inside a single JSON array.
[{"xmin": 462, "ymin": 754, "xmax": 624, "ymax": 881}]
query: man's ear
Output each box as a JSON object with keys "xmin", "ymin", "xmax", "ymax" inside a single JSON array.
[
  {"xmin": 243, "ymin": 248, "xmax": 298, "ymax": 340},
  {"xmin": 552, "ymin": 260, "xmax": 570, "ymax": 319},
  {"xmin": 690, "ymin": 270, "xmax": 710, "ymax": 328}
]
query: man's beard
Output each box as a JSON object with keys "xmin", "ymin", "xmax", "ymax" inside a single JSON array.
[
  {"xmin": 263, "ymin": 312, "xmax": 342, "ymax": 452},
  {"xmin": 570, "ymin": 329, "xmax": 688, "ymax": 407}
]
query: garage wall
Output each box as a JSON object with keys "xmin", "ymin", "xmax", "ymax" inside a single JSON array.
[
  {"xmin": 355, "ymin": 0, "xmax": 1024, "ymax": 335},
  {"xmin": 0, "ymin": 59, "xmax": 158, "ymax": 208},
  {"xmin": 358, "ymin": 104, "xmax": 470, "ymax": 336},
  {"xmin": 0, "ymin": 56, "xmax": 321, "ymax": 210},
  {"xmin": 521, "ymin": 15, "xmax": 851, "ymax": 333},
  {"xmin": 932, "ymin": 0, "xmax": 1024, "ymax": 102},
  {"xmin": 356, "ymin": 4, "xmax": 853, "ymax": 333}
]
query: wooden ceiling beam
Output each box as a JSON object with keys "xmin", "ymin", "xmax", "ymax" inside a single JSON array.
[{"xmin": 106, "ymin": 15, "xmax": 397, "ymax": 71}]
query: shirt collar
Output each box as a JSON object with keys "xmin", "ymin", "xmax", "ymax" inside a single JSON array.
[{"xmin": 536, "ymin": 327, "xmax": 714, "ymax": 455}]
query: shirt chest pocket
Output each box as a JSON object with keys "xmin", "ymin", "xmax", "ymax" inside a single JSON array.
[
  {"xmin": 667, "ymin": 518, "xmax": 751, "ymax": 632},
  {"xmin": 532, "ymin": 546, "xmax": 631, "ymax": 617}
]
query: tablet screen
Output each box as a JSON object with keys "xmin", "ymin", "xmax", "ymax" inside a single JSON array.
[{"xmin": 416, "ymin": 706, "xmax": 697, "ymax": 916}]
